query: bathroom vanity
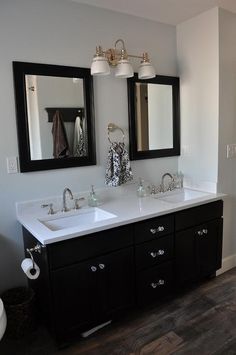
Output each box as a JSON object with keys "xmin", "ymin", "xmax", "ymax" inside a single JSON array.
[{"xmin": 18, "ymin": 188, "xmax": 224, "ymax": 343}]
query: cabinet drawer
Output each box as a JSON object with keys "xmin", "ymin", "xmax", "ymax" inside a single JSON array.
[
  {"xmin": 48, "ymin": 225, "xmax": 133, "ymax": 269},
  {"xmin": 135, "ymin": 235, "xmax": 173, "ymax": 271},
  {"xmin": 134, "ymin": 215, "xmax": 174, "ymax": 244},
  {"xmin": 175, "ymin": 200, "xmax": 223, "ymax": 231},
  {"xmin": 137, "ymin": 262, "xmax": 173, "ymax": 306}
]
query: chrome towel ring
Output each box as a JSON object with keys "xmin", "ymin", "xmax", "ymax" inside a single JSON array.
[{"xmin": 107, "ymin": 123, "xmax": 125, "ymax": 144}]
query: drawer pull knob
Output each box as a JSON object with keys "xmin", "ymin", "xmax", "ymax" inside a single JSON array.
[
  {"xmin": 99, "ymin": 263, "xmax": 105, "ymax": 269},
  {"xmin": 91, "ymin": 266, "xmax": 97, "ymax": 272},
  {"xmin": 150, "ymin": 250, "xmax": 165, "ymax": 258},
  {"xmin": 203, "ymin": 229, "xmax": 208, "ymax": 235},
  {"xmin": 197, "ymin": 230, "xmax": 203, "ymax": 236},
  {"xmin": 150, "ymin": 226, "xmax": 165, "ymax": 234},
  {"xmin": 151, "ymin": 279, "xmax": 165, "ymax": 288}
]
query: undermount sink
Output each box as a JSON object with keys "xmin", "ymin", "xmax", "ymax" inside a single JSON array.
[
  {"xmin": 39, "ymin": 208, "xmax": 117, "ymax": 231},
  {"xmin": 154, "ymin": 188, "xmax": 209, "ymax": 203}
]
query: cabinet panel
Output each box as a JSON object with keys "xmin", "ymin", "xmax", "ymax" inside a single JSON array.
[
  {"xmin": 175, "ymin": 200, "xmax": 223, "ymax": 231},
  {"xmin": 175, "ymin": 218, "xmax": 223, "ymax": 285},
  {"xmin": 134, "ymin": 215, "xmax": 174, "ymax": 244},
  {"xmin": 137, "ymin": 262, "xmax": 173, "ymax": 306},
  {"xmin": 51, "ymin": 247, "xmax": 135, "ymax": 336},
  {"xmin": 95, "ymin": 247, "xmax": 135, "ymax": 320},
  {"xmin": 135, "ymin": 234, "xmax": 174, "ymax": 271},
  {"xmin": 48, "ymin": 224, "xmax": 133, "ymax": 269},
  {"xmin": 51, "ymin": 259, "xmax": 96, "ymax": 336},
  {"xmin": 196, "ymin": 219, "xmax": 223, "ymax": 276}
]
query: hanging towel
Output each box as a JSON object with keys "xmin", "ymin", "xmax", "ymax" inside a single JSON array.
[
  {"xmin": 105, "ymin": 142, "xmax": 133, "ymax": 187},
  {"xmin": 51, "ymin": 110, "xmax": 70, "ymax": 158},
  {"xmin": 73, "ymin": 116, "xmax": 87, "ymax": 157}
]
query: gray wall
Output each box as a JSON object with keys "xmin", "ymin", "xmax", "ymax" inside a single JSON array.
[
  {"xmin": 218, "ymin": 8, "xmax": 236, "ymax": 262},
  {"xmin": 0, "ymin": 0, "xmax": 178, "ymax": 293}
]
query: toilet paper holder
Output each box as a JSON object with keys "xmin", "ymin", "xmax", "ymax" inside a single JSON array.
[{"xmin": 26, "ymin": 243, "xmax": 45, "ymax": 269}]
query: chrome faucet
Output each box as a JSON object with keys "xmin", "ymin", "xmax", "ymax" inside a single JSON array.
[
  {"xmin": 62, "ymin": 187, "xmax": 74, "ymax": 212},
  {"xmin": 161, "ymin": 173, "xmax": 174, "ymax": 192}
]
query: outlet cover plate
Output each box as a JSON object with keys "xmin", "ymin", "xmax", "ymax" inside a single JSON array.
[{"xmin": 7, "ymin": 157, "xmax": 18, "ymax": 173}]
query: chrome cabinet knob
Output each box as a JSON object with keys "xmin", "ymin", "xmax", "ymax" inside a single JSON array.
[
  {"xmin": 151, "ymin": 282, "xmax": 158, "ymax": 288},
  {"xmin": 158, "ymin": 249, "xmax": 165, "ymax": 256},
  {"xmin": 91, "ymin": 266, "xmax": 97, "ymax": 272},
  {"xmin": 202, "ymin": 229, "xmax": 208, "ymax": 235},
  {"xmin": 150, "ymin": 226, "xmax": 165, "ymax": 234},
  {"xmin": 150, "ymin": 228, "xmax": 157, "ymax": 234},
  {"xmin": 150, "ymin": 252, "xmax": 157, "ymax": 258},
  {"xmin": 158, "ymin": 279, "xmax": 165, "ymax": 285},
  {"xmin": 99, "ymin": 263, "xmax": 105, "ymax": 270},
  {"xmin": 197, "ymin": 230, "xmax": 203, "ymax": 236}
]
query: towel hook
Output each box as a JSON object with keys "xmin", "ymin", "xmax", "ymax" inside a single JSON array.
[{"xmin": 107, "ymin": 123, "xmax": 125, "ymax": 144}]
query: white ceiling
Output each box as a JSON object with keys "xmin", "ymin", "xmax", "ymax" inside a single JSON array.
[{"xmin": 72, "ymin": 0, "xmax": 236, "ymax": 25}]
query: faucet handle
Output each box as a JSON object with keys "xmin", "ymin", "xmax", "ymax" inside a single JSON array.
[
  {"xmin": 41, "ymin": 203, "xmax": 55, "ymax": 215},
  {"xmin": 73, "ymin": 197, "xmax": 85, "ymax": 210}
]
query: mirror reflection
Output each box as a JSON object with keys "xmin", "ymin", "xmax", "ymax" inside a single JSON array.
[
  {"xmin": 135, "ymin": 83, "xmax": 173, "ymax": 151},
  {"xmin": 25, "ymin": 75, "xmax": 87, "ymax": 160}
]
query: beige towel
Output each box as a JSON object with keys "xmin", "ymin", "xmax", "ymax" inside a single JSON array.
[{"xmin": 51, "ymin": 110, "xmax": 70, "ymax": 158}]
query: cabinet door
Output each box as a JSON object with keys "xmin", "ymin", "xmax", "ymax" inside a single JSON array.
[
  {"xmin": 196, "ymin": 218, "xmax": 223, "ymax": 277},
  {"xmin": 95, "ymin": 247, "xmax": 135, "ymax": 321},
  {"xmin": 175, "ymin": 218, "xmax": 223, "ymax": 284},
  {"xmin": 51, "ymin": 259, "xmax": 97, "ymax": 336}
]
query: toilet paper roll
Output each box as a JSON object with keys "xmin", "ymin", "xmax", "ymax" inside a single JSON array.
[{"xmin": 21, "ymin": 258, "xmax": 40, "ymax": 280}]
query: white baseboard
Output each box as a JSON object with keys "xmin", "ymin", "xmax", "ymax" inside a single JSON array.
[{"xmin": 216, "ymin": 254, "xmax": 236, "ymax": 276}]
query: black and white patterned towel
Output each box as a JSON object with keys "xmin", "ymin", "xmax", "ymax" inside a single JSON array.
[{"xmin": 105, "ymin": 142, "xmax": 133, "ymax": 187}]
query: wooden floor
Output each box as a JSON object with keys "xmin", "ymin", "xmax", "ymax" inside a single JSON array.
[{"xmin": 1, "ymin": 268, "xmax": 236, "ymax": 355}]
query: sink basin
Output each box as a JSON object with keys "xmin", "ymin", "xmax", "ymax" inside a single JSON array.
[
  {"xmin": 155, "ymin": 188, "xmax": 209, "ymax": 203},
  {"xmin": 39, "ymin": 208, "xmax": 117, "ymax": 231}
]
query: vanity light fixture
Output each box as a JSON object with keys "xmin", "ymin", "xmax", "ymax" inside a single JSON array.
[{"xmin": 91, "ymin": 39, "xmax": 156, "ymax": 79}]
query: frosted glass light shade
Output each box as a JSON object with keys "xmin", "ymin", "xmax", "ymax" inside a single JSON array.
[
  {"xmin": 91, "ymin": 57, "xmax": 110, "ymax": 76},
  {"xmin": 115, "ymin": 59, "xmax": 134, "ymax": 78},
  {"xmin": 138, "ymin": 62, "xmax": 156, "ymax": 79}
]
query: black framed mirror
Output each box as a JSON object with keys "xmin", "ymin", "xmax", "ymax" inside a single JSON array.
[
  {"xmin": 13, "ymin": 62, "xmax": 96, "ymax": 172},
  {"xmin": 127, "ymin": 74, "xmax": 180, "ymax": 160}
]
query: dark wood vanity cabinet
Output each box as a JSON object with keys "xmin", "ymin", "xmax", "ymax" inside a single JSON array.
[{"xmin": 23, "ymin": 200, "xmax": 223, "ymax": 342}]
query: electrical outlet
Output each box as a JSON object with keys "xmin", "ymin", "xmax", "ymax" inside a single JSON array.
[
  {"xmin": 226, "ymin": 144, "xmax": 236, "ymax": 159},
  {"xmin": 7, "ymin": 157, "xmax": 18, "ymax": 173}
]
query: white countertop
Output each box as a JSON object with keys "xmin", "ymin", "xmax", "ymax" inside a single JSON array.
[{"xmin": 16, "ymin": 185, "xmax": 225, "ymax": 245}]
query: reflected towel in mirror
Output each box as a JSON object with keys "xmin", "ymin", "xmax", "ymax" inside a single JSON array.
[
  {"xmin": 73, "ymin": 116, "xmax": 87, "ymax": 157},
  {"xmin": 51, "ymin": 110, "xmax": 70, "ymax": 158},
  {"xmin": 105, "ymin": 142, "xmax": 133, "ymax": 187}
]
